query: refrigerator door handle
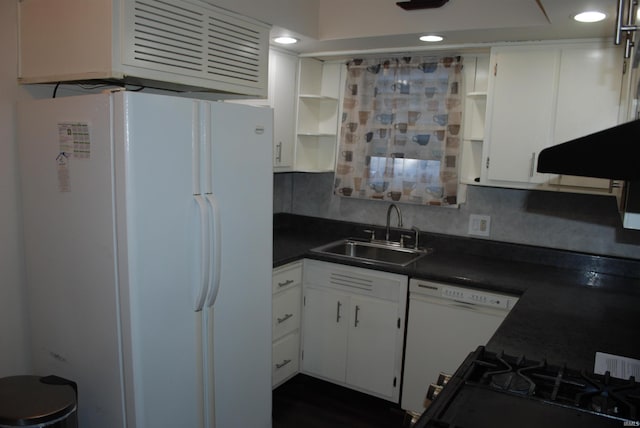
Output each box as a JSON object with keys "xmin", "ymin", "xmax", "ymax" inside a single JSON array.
[
  {"xmin": 204, "ymin": 193, "xmax": 221, "ymax": 308},
  {"xmin": 193, "ymin": 195, "xmax": 210, "ymax": 312}
]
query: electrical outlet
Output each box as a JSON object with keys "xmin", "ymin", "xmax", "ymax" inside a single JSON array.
[{"xmin": 468, "ymin": 214, "xmax": 491, "ymax": 237}]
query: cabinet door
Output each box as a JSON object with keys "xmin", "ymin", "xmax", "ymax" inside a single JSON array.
[
  {"xmin": 301, "ymin": 287, "xmax": 349, "ymax": 382},
  {"xmin": 271, "ymin": 50, "xmax": 297, "ymax": 171},
  {"xmin": 485, "ymin": 47, "xmax": 560, "ymax": 184},
  {"xmin": 346, "ymin": 295, "xmax": 400, "ymax": 400},
  {"xmin": 550, "ymin": 45, "xmax": 624, "ymax": 191}
]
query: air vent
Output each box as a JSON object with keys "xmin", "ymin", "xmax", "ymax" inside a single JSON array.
[
  {"xmin": 123, "ymin": 0, "xmax": 268, "ymax": 94},
  {"xmin": 131, "ymin": 0, "xmax": 206, "ymax": 73},
  {"xmin": 330, "ymin": 273, "xmax": 374, "ymax": 291},
  {"xmin": 19, "ymin": 0, "xmax": 269, "ymax": 95},
  {"xmin": 206, "ymin": 15, "xmax": 262, "ymax": 84}
]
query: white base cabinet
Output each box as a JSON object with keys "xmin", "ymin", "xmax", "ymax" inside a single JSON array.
[
  {"xmin": 272, "ymin": 261, "xmax": 303, "ymax": 388},
  {"xmin": 301, "ymin": 259, "xmax": 407, "ymax": 402}
]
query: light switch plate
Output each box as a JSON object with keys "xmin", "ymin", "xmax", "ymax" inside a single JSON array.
[{"xmin": 468, "ymin": 214, "xmax": 491, "ymax": 237}]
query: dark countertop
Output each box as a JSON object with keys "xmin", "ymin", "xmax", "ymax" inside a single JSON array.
[{"xmin": 274, "ymin": 213, "xmax": 640, "ymax": 372}]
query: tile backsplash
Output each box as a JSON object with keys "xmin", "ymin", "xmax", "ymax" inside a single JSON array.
[{"xmin": 274, "ymin": 172, "xmax": 640, "ymax": 259}]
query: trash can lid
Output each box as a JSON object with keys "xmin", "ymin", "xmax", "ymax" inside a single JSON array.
[{"xmin": 0, "ymin": 376, "xmax": 76, "ymax": 426}]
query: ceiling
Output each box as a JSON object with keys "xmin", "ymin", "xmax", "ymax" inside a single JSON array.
[{"xmin": 260, "ymin": 0, "xmax": 622, "ymax": 57}]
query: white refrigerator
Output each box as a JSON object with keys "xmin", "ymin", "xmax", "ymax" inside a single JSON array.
[{"xmin": 17, "ymin": 92, "xmax": 273, "ymax": 428}]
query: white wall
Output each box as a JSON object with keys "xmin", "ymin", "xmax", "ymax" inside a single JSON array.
[
  {"xmin": 205, "ymin": 0, "xmax": 320, "ymax": 37},
  {"xmin": 0, "ymin": 0, "xmax": 31, "ymax": 376}
]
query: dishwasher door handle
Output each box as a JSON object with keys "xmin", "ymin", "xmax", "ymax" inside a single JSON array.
[
  {"xmin": 409, "ymin": 294, "xmax": 514, "ymax": 318},
  {"xmin": 449, "ymin": 301, "xmax": 481, "ymax": 311}
]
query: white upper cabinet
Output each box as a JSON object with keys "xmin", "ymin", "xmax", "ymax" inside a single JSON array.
[
  {"xmin": 270, "ymin": 50, "xmax": 298, "ymax": 171},
  {"xmin": 549, "ymin": 46, "xmax": 626, "ymax": 191},
  {"xmin": 480, "ymin": 42, "xmax": 626, "ymax": 194},
  {"xmin": 294, "ymin": 59, "xmax": 345, "ymax": 172},
  {"xmin": 485, "ymin": 46, "xmax": 560, "ymax": 185},
  {"xmin": 226, "ymin": 48, "xmax": 298, "ymax": 170},
  {"xmin": 19, "ymin": 0, "xmax": 270, "ymax": 96},
  {"xmin": 459, "ymin": 54, "xmax": 489, "ymax": 187}
]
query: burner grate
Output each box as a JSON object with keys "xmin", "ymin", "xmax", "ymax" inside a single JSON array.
[
  {"xmin": 465, "ymin": 348, "xmax": 640, "ymax": 421},
  {"xmin": 577, "ymin": 371, "xmax": 638, "ymax": 420}
]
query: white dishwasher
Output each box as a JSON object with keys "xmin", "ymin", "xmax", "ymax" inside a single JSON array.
[{"xmin": 401, "ymin": 278, "xmax": 519, "ymax": 414}]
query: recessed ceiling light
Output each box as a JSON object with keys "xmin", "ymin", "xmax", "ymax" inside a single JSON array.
[
  {"xmin": 273, "ymin": 36, "xmax": 298, "ymax": 45},
  {"xmin": 419, "ymin": 35, "xmax": 444, "ymax": 42},
  {"xmin": 574, "ymin": 11, "xmax": 606, "ymax": 23}
]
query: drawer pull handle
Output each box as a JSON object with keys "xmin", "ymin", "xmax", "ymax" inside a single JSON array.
[
  {"xmin": 354, "ymin": 305, "xmax": 360, "ymax": 327},
  {"xmin": 336, "ymin": 301, "xmax": 342, "ymax": 323},
  {"xmin": 276, "ymin": 359, "xmax": 292, "ymax": 369},
  {"xmin": 278, "ymin": 279, "xmax": 294, "ymax": 287},
  {"xmin": 277, "ymin": 313, "xmax": 294, "ymax": 324}
]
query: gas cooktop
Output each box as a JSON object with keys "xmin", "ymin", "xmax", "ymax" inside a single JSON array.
[{"xmin": 415, "ymin": 346, "xmax": 640, "ymax": 428}]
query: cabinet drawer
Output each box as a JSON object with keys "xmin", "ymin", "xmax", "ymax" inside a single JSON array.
[
  {"xmin": 272, "ymin": 262, "xmax": 302, "ymax": 293},
  {"xmin": 272, "ymin": 285, "xmax": 301, "ymax": 340},
  {"xmin": 272, "ymin": 332, "xmax": 300, "ymax": 387}
]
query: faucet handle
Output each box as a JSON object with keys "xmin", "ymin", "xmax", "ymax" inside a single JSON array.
[
  {"xmin": 400, "ymin": 234, "xmax": 412, "ymax": 248},
  {"xmin": 363, "ymin": 229, "xmax": 376, "ymax": 241},
  {"xmin": 411, "ymin": 226, "xmax": 420, "ymax": 249}
]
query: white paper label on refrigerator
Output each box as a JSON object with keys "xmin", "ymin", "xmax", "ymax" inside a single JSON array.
[
  {"xmin": 56, "ymin": 152, "xmax": 71, "ymax": 192},
  {"xmin": 58, "ymin": 122, "xmax": 91, "ymax": 159}
]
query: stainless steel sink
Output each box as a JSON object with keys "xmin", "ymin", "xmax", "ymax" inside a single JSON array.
[{"xmin": 310, "ymin": 238, "xmax": 431, "ymax": 267}]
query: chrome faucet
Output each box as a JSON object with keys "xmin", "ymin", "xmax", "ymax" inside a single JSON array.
[{"xmin": 385, "ymin": 203, "xmax": 403, "ymax": 241}]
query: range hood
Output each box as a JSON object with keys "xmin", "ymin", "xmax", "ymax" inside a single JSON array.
[
  {"xmin": 537, "ymin": 119, "xmax": 640, "ymax": 180},
  {"xmin": 537, "ymin": 119, "xmax": 640, "ymax": 230}
]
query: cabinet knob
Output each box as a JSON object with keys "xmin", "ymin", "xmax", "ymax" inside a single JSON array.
[
  {"xmin": 354, "ymin": 305, "xmax": 360, "ymax": 327},
  {"xmin": 278, "ymin": 279, "xmax": 294, "ymax": 287},
  {"xmin": 277, "ymin": 313, "xmax": 294, "ymax": 324},
  {"xmin": 275, "ymin": 141, "xmax": 283, "ymax": 163}
]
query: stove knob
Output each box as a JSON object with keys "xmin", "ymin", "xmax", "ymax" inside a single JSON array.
[
  {"xmin": 426, "ymin": 383, "xmax": 443, "ymax": 400},
  {"xmin": 437, "ymin": 373, "xmax": 451, "ymax": 386}
]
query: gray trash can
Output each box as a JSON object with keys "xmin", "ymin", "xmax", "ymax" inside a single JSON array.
[{"xmin": 0, "ymin": 375, "xmax": 78, "ymax": 427}]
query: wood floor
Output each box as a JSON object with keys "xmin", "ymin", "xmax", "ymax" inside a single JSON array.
[{"xmin": 272, "ymin": 374, "xmax": 409, "ymax": 428}]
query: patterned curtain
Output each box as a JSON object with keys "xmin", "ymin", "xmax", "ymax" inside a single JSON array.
[{"xmin": 334, "ymin": 56, "xmax": 463, "ymax": 206}]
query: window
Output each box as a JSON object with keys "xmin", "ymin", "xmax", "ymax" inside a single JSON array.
[{"xmin": 334, "ymin": 56, "xmax": 463, "ymax": 206}]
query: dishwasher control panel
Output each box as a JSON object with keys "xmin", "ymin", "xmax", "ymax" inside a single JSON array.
[{"xmin": 411, "ymin": 279, "xmax": 519, "ymax": 310}]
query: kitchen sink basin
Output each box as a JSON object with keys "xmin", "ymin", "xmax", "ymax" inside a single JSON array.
[{"xmin": 310, "ymin": 238, "xmax": 431, "ymax": 267}]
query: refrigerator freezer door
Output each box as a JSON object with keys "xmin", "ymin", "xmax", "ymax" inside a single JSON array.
[{"xmin": 114, "ymin": 92, "xmax": 207, "ymax": 427}]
